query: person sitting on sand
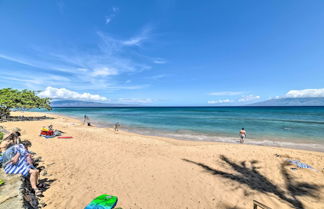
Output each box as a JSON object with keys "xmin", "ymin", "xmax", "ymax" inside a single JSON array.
[
  {"xmin": 239, "ymin": 128, "xmax": 246, "ymax": 143},
  {"xmin": 3, "ymin": 128, "xmax": 22, "ymax": 144},
  {"xmin": 0, "ymin": 140, "xmax": 41, "ymax": 196}
]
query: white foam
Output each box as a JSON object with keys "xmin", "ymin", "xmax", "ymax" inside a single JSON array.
[{"xmin": 124, "ymin": 127, "xmax": 324, "ymax": 152}]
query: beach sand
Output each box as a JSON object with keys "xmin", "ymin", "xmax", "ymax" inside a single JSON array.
[{"xmin": 2, "ymin": 112, "xmax": 324, "ymax": 209}]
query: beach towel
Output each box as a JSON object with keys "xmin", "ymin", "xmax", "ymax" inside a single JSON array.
[
  {"xmin": 3, "ymin": 144, "xmax": 32, "ymax": 177},
  {"xmin": 287, "ymin": 160, "xmax": 313, "ymax": 169}
]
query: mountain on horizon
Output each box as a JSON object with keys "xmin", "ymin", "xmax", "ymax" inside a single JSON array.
[
  {"xmin": 249, "ymin": 97, "xmax": 324, "ymax": 106},
  {"xmin": 51, "ymin": 100, "xmax": 133, "ymax": 107},
  {"xmin": 51, "ymin": 98, "xmax": 324, "ymax": 107}
]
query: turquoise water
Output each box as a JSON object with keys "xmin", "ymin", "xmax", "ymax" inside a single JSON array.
[{"xmin": 41, "ymin": 107, "xmax": 324, "ymax": 151}]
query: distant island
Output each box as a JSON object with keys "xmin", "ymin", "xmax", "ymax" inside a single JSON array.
[
  {"xmin": 249, "ymin": 97, "xmax": 324, "ymax": 106},
  {"xmin": 52, "ymin": 98, "xmax": 324, "ymax": 107}
]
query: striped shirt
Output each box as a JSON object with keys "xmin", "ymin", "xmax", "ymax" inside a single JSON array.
[{"xmin": 3, "ymin": 144, "xmax": 32, "ymax": 177}]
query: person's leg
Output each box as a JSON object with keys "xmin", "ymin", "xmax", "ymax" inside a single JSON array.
[{"xmin": 29, "ymin": 169, "xmax": 40, "ymax": 191}]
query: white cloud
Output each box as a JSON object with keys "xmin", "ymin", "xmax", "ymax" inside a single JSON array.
[
  {"xmin": 91, "ymin": 67, "xmax": 118, "ymax": 77},
  {"xmin": 117, "ymin": 98, "xmax": 153, "ymax": 104},
  {"xmin": 0, "ymin": 25, "xmax": 161, "ymax": 92},
  {"xmin": 105, "ymin": 17, "xmax": 112, "ymax": 24},
  {"xmin": 0, "ymin": 54, "xmax": 34, "ymax": 67},
  {"xmin": 122, "ymin": 37, "xmax": 147, "ymax": 46},
  {"xmin": 0, "ymin": 71, "xmax": 72, "ymax": 90},
  {"xmin": 208, "ymin": 99, "xmax": 232, "ymax": 104},
  {"xmin": 285, "ymin": 88, "xmax": 324, "ymax": 98},
  {"xmin": 208, "ymin": 91, "xmax": 243, "ymax": 96},
  {"xmin": 0, "ymin": 53, "xmax": 75, "ymax": 73},
  {"xmin": 238, "ymin": 95, "xmax": 260, "ymax": 102},
  {"xmin": 105, "ymin": 7, "xmax": 119, "ymax": 24},
  {"xmin": 122, "ymin": 27, "xmax": 151, "ymax": 46},
  {"xmin": 1, "ymin": 75, "xmax": 43, "ymax": 85},
  {"xmin": 39, "ymin": 87, "xmax": 108, "ymax": 101}
]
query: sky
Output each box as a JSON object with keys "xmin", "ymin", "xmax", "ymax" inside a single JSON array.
[{"xmin": 0, "ymin": 0, "xmax": 324, "ymax": 106}]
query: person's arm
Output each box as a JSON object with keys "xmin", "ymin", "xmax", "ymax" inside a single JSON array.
[
  {"xmin": 11, "ymin": 152, "xmax": 20, "ymax": 164},
  {"xmin": 26, "ymin": 153, "xmax": 33, "ymax": 165}
]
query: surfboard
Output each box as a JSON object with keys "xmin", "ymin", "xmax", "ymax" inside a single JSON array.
[
  {"xmin": 58, "ymin": 136, "xmax": 73, "ymax": 139},
  {"xmin": 84, "ymin": 194, "xmax": 118, "ymax": 209}
]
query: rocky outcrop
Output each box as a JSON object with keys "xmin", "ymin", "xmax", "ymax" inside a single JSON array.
[
  {"xmin": 0, "ymin": 170, "xmax": 24, "ymax": 209},
  {"xmin": 0, "ymin": 125, "xmax": 40, "ymax": 209},
  {"xmin": 0, "ymin": 116, "xmax": 54, "ymax": 123}
]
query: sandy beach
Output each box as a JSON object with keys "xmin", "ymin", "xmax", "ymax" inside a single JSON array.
[{"xmin": 1, "ymin": 111, "xmax": 324, "ymax": 209}]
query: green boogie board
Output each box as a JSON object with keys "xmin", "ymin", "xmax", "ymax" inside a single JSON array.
[{"xmin": 84, "ymin": 194, "xmax": 118, "ymax": 209}]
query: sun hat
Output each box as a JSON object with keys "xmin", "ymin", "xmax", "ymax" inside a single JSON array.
[{"xmin": 12, "ymin": 127, "xmax": 21, "ymax": 133}]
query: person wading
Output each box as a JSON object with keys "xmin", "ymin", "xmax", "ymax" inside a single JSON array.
[{"xmin": 239, "ymin": 128, "xmax": 246, "ymax": 143}]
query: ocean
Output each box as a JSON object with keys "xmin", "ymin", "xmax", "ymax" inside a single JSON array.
[{"xmin": 42, "ymin": 106, "xmax": 324, "ymax": 152}]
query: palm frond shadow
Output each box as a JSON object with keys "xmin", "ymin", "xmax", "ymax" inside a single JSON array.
[{"xmin": 183, "ymin": 155, "xmax": 322, "ymax": 209}]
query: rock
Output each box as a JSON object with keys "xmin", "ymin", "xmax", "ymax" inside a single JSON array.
[
  {"xmin": 0, "ymin": 171, "xmax": 24, "ymax": 209},
  {"xmin": 0, "ymin": 126, "xmax": 9, "ymax": 134},
  {"xmin": 41, "ymin": 170, "xmax": 47, "ymax": 176}
]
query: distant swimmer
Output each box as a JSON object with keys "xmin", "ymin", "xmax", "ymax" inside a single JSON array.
[
  {"xmin": 114, "ymin": 122, "xmax": 120, "ymax": 133},
  {"xmin": 239, "ymin": 128, "xmax": 246, "ymax": 143}
]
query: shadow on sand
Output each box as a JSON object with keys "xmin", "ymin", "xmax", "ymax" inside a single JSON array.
[
  {"xmin": 22, "ymin": 177, "xmax": 56, "ymax": 209},
  {"xmin": 183, "ymin": 155, "xmax": 322, "ymax": 209},
  {"xmin": 22, "ymin": 157, "xmax": 56, "ymax": 208}
]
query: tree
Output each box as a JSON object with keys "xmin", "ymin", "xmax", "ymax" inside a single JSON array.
[{"xmin": 0, "ymin": 88, "xmax": 51, "ymax": 119}]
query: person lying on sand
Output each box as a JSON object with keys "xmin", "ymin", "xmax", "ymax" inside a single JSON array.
[{"xmin": 0, "ymin": 140, "xmax": 41, "ymax": 196}]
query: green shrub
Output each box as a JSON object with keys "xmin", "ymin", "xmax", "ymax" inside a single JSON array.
[{"xmin": 0, "ymin": 132, "xmax": 3, "ymax": 141}]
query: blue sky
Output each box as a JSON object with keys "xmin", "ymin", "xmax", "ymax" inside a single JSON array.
[{"xmin": 0, "ymin": 0, "xmax": 324, "ymax": 105}]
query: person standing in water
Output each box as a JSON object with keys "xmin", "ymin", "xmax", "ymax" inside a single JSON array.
[
  {"xmin": 83, "ymin": 115, "xmax": 88, "ymax": 125},
  {"xmin": 114, "ymin": 122, "xmax": 120, "ymax": 133},
  {"xmin": 83, "ymin": 115, "xmax": 92, "ymax": 126},
  {"xmin": 239, "ymin": 128, "xmax": 246, "ymax": 143}
]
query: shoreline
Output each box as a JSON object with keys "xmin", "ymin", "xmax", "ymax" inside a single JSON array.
[
  {"xmin": 2, "ymin": 111, "xmax": 324, "ymax": 209},
  {"xmin": 31, "ymin": 110, "xmax": 324, "ymax": 153}
]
